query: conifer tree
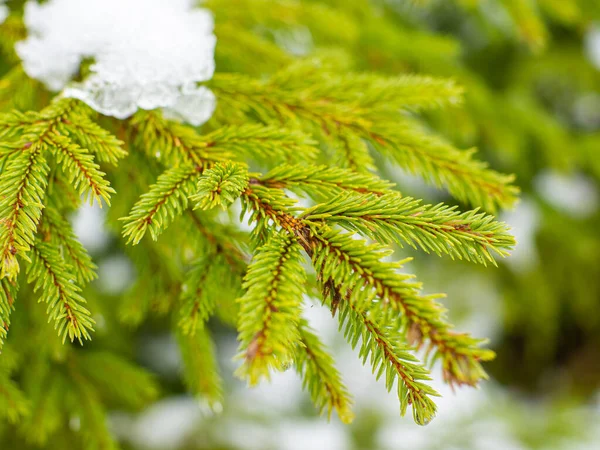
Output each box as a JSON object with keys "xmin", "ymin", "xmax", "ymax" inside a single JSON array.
[{"xmin": 4, "ymin": 0, "xmax": 596, "ymax": 448}]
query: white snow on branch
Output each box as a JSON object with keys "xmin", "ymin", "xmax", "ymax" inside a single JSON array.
[{"xmin": 16, "ymin": 0, "xmax": 217, "ymax": 125}]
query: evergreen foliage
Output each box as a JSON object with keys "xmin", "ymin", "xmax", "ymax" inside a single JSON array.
[{"xmin": 14, "ymin": 0, "xmax": 600, "ymax": 447}]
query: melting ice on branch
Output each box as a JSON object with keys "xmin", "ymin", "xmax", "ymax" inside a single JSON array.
[{"xmin": 16, "ymin": 0, "xmax": 217, "ymax": 125}]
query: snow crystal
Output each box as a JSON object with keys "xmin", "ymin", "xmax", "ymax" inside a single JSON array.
[{"xmin": 16, "ymin": 0, "xmax": 216, "ymax": 125}]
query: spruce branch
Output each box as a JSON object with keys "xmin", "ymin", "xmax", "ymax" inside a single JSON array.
[
  {"xmin": 76, "ymin": 351, "xmax": 159, "ymax": 409},
  {"xmin": 1, "ymin": 98, "xmax": 118, "ymax": 279},
  {"xmin": 57, "ymin": 112, "xmax": 127, "ymax": 165},
  {"xmin": 19, "ymin": 365, "xmax": 64, "ymax": 444},
  {"xmin": 324, "ymin": 277, "xmax": 439, "ymax": 426},
  {"xmin": 0, "ymin": 374, "xmax": 29, "ymax": 424},
  {"xmin": 0, "ymin": 144, "xmax": 49, "ymax": 280},
  {"xmin": 306, "ymin": 228, "xmax": 495, "ymax": 388},
  {"xmin": 177, "ymin": 327, "xmax": 224, "ymax": 408},
  {"xmin": 69, "ymin": 372, "xmax": 118, "ymax": 450},
  {"xmin": 241, "ymin": 184, "xmax": 302, "ymax": 238},
  {"xmin": 200, "ymin": 124, "xmax": 319, "ymax": 165},
  {"xmin": 369, "ymin": 122, "xmax": 519, "ymax": 212},
  {"xmin": 0, "ymin": 65, "xmax": 41, "ymax": 112},
  {"xmin": 241, "ymin": 186, "xmax": 496, "ymax": 390},
  {"xmin": 47, "ymin": 133, "xmax": 115, "ymax": 206},
  {"xmin": 302, "ymin": 192, "xmax": 515, "ymax": 265},
  {"xmin": 296, "ymin": 319, "xmax": 354, "ymax": 423},
  {"xmin": 121, "ymin": 165, "xmax": 201, "ymax": 244},
  {"xmin": 210, "ymin": 70, "xmax": 518, "ymax": 210},
  {"xmin": 0, "ymin": 278, "xmax": 17, "ymax": 348},
  {"xmin": 259, "ymin": 164, "xmax": 394, "ymax": 200},
  {"xmin": 325, "ymin": 73, "xmax": 465, "ymax": 111},
  {"xmin": 191, "ymin": 161, "xmax": 249, "ymax": 210},
  {"xmin": 215, "ymin": 23, "xmax": 292, "ymax": 75},
  {"xmin": 329, "ymin": 130, "xmax": 375, "ymax": 172},
  {"xmin": 26, "ymin": 241, "xmax": 95, "ymax": 343},
  {"xmin": 235, "ymin": 233, "xmax": 306, "ymax": 384},
  {"xmin": 39, "ymin": 206, "xmax": 98, "ymax": 285},
  {"xmin": 177, "ymin": 252, "xmax": 244, "ymax": 335},
  {"xmin": 131, "ymin": 111, "xmax": 316, "ymax": 166}
]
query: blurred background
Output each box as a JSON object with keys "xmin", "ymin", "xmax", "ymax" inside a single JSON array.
[{"xmin": 2, "ymin": 0, "xmax": 600, "ymax": 449}]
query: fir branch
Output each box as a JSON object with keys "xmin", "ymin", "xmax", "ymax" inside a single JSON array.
[
  {"xmin": 201, "ymin": 124, "xmax": 319, "ymax": 165},
  {"xmin": 307, "ymin": 228, "xmax": 495, "ymax": 388},
  {"xmin": 215, "ymin": 23, "xmax": 292, "ymax": 75},
  {"xmin": 0, "ymin": 65, "xmax": 41, "ymax": 112},
  {"xmin": 0, "ymin": 374, "xmax": 29, "ymax": 424},
  {"xmin": 328, "ymin": 130, "xmax": 375, "ymax": 173},
  {"xmin": 326, "ymin": 73, "xmax": 465, "ymax": 111},
  {"xmin": 0, "ymin": 110, "xmax": 40, "ymax": 140},
  {"xmin": 0, "ymin": 144, "xmax": 49, "ymax": 280},
  {"xmin": 77, "ymin": 351, "xmax": 159, "ymax": 409},
  {"xmin": 192, "ymin": 162, "xmax": 249, "ymax": 210},
  {"xmin": 177, "ymin": 252, "xmax": 243, "ymax": 335},
  {"xmin": 47, "ymin": 133, "xmax": 115, "ymax": 206},
  {"xmin": 130, "ymin": 110, "xmax": 214, "ymax": 166},
  {"xmin": 296, "ymin": 319, "xmax": 354, "ymax": 423},
  {"xmin": 57, "ymin": 112, "xmax": 127, "ymax": 165},
  {"xmin": 180, "ymin": 213, "xmax": 247, "ymax": 328},
  {"xmin": 132, "ymin": 111, "xmax": 318, "ymax": 166},
  {"xmin": 258, "ymin": 164, "xmax": 394, "ymax": 201},
  {"xmin": 240, "ymin": 170, "xmax": 500, "ymax": 404},
  {"xmin": 69, "ymin": 371, "xmax": 118, "ymax": 450},
  {"xmin": 302, "ymin": 192, "xmax": 515, "ymax": 265},
  {"xmin": 177, "ymin": 327, "xmax": 223, "ymax": 408},
  {"xmin": 325, "ymin": 278, "xmax": 439, "ymax": 426},
  {"xmin": 121, "ymin": 165, "xmax": 201, "ymax": 244},
  {"xmin": 178, "ymin": 252, "xmax": 244, "ymax": 333},
  {"xmin": 0, "ymin": 278, "xmax": 18, "ymax": 349},
  {"xmin": 369, "ymin": 123, "xmax": 519, "ymax": 212},
  {"xmin": 19, "ymin": 363, "xmax": 64, "ymax": 445},
  {"xmin": 39, "ymin": 206, "xmax": 97, "ymax": 285},
  {"xmin": 184, "ymin": 211, "xmax": 249, "ymax": 274},
  {"xmin": 26, "ymin": 241, "xmax": 95, "ymax": 343},
  {"xmin": 210, "ymin": 71, "xmax": 518, "ymax": 210},
  {"xmin": 235, "ymin": 233, "xmax": 306, "ymax": 384},
  {"xmin": 241, "ymin": 185, "xmax": 302, "ymax": 238}
]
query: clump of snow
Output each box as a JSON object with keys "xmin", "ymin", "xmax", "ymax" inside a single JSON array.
[
  {"xmin": 16, "ymin": 0, "xmax": 216, "ymax": 125},
  {"xmin": 0, "ymin": 1, "xmax": 8, "ymax": 25}
]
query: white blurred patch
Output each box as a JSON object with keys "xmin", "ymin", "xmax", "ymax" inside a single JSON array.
[
  {"xmin": 585, "ymin": 24, "xmax": 600, "ymax": 70},
  {"xmin": 233, "ymin": 368, "xmax": 304, "ymax": 416},
  {"xmin": 277, "ymin": 420, "xmax": 351, "ymax": 450},
  {"xmin": 0, "ymin": 1, "xmax": 8, "ymax": 25},
  {"xmin": 139, "ymin": 333, "xmax": 182, "ymax": 379},
  {"xmin": 97, "ymin": 256, "xmax": 134, "ymax": 294},
  {"xmin": 215, "ymin": 420, "xmax": 273, "ymax": 450},
  {"xmin": 499, "ymin": 197, "xmax": 540, "ymax": 270},
  {"xmin": 302, "ymin": 296, "xmax": 339, "ymax": 345},
  {"xmin": 71, "ymin": 203, "xmax": 110, "ymax": 253},
  {"xmin": 534, "ymin": 170, "xmax": 599, "ymax": 218},
  {"xmin": 17, "ymin": 0, "xmax": 216, "ymax": 125},
  {"xmin": 572, "ymin": 93, "xmax": 600, "ymax": 131},
  {"xmin": 116, "ymin": 397, "xmax": 203, "ymax": 450}
]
